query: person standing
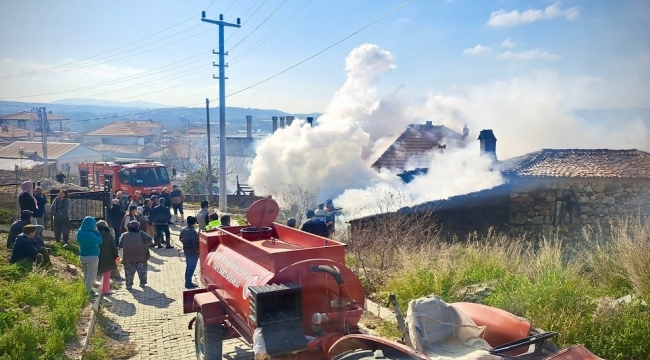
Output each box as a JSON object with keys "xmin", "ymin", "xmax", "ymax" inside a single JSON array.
[
  {"xmin": 195, "ymin": 200, "xmax": 210, "ymax": 232},
  {"xmin": 108, "ymin": 199, "xmax": 123, "ymax": 246},
  {"xmin": 300, "ymin": 210, "xmax": 329, "ymax": 237},
  {"xmin": 96, "ymin": 220, "xmax": 120, "ymax": 295},
  {"xmin": 55, "ymin": 171, "xmax": 66, "ymax": 183},
  {"xmin": 120, "ymin": 205, "xmax": 138, "ymax": 234},
  {"xmin": 179, "ymin": 216, "xmax": 199, "ymax": 289},
  {"xmin": 169, "ymin": 185, "xmax": 185, "ymax": 223},
  {"xmin": 151, "ymin": 198, "xmax": 172, "ymax": 249},
  {"xmin": 32, "ymin": 186, "xmax": 47, "ymax": 226},
  {"xmin": 18, "ymin": 181, "xmax": 37, "ymax": 217},
  {"xmin": 77, "ymin": 216, "xmax": 103, "ymax": 296},
  {"xmin": 119, "ymin": 220, "xmax": 150, "ymax": 290},
  {"xmin": 51, "ymin": 190, "xmax": 70, "ymax": 244},
  {"xmin": 160, "ymin": 187, "xmax": 171, "ymax": 210}
]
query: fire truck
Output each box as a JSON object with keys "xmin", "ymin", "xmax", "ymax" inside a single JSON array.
[{"xmin": 77, "ymin": 159, "xmax": 171, "ymax": 197}]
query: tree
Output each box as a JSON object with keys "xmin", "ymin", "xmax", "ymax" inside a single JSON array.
[{"xmin": 274, "ymin": 183, "xmax": 321, "ymax": 225}]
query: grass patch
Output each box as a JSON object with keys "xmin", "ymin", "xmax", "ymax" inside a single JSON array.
[
  {"xmin": 0, "ymin": 233, "xmax": 88, "ymax": 360},
  {"xmin": 352, "ymin": 218, "xmax": 650, "ymax": 360}
]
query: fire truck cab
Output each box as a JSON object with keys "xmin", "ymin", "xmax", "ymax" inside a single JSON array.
[{"xmin": 78, "ymin": 159, "xmax": 171, "ymax": 197}]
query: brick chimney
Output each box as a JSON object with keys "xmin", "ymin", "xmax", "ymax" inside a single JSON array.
[
  {"xmin": 246, "ymin": 115, "xmax": 252, "ymax": 138},
  {"xmin": 272, "ymin": 116, "xmax": 278, "ymax": 133},
  {"xmin": 279, "ymin": 116, "xmax": 285, "ymax": 128},
  {"xmin": 286, "ymin": 116, "xmax": 294, "ymax": 127},
  {"xmin": 307, "ymin": 117, "xmax": 314, "ymax": 127},
  {"xmin": 463, "ymin": 125, "xmax": 469, "ymax": 138},
  {"xmin": 478, "ymin": 129, "xmax": 497, "ymax": 159}
]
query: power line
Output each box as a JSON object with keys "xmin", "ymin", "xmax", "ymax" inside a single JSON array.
[
  {"xmin": 229, "ymin": 0, "xmax": 289, "ymax": 51},
  {"xmin": 3, "ymin": 53, "xmax": 212, "ymax": 99},
  {"xmin": 115, "ymin": 77, "xmax": 207, "ymax": 102},
  {"xmin": 226, "ymin": 0, "xmax": 414, "ymax": 99},
  {"xmin": 42, "ymin": 0, "xmax": 414, "ymax": 124},
  {"xmin": 0, "ymin": 17, "xmax": 199, "ymax": 79},
  {"xmin": 230, "ymin": 0, "xmax": 314, "ymax": 65}
]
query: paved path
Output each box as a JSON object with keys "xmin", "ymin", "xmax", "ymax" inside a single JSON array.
[{"xmin": 100, "ymin": 224, "xmax": 255, "ymax": 360}]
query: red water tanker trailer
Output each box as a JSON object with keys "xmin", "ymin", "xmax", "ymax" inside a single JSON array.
[{"xmin": 183, "ymin": 198, "xmax": 604, "ymax": 360}]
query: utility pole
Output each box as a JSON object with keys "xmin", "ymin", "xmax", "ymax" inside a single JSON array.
[
  {"xmin": 206, "ymin": 98, "xmax": 213, "ymax": 203},
  {"xmin": 201, "ymin": 11, "xmax": 240, "ymax": 213},
  {"xmin": 37, "ymin": 107, "xmax": 49, "ymax": 171}
]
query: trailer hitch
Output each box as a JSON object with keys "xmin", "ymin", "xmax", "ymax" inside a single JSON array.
[{"xmin": 387, "ymin": 293, "xmax": 413, "ymax": 348}]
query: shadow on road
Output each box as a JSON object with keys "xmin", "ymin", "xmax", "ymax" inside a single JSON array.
[
  {"xmin": 102, "ymin": 295, "xmax": 137, "ymax": 317},
  {"xmin": 129, "ymin": 285, "xmax": 175, "ymax": 308}
]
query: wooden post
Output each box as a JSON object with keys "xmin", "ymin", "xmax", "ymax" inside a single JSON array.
[{"xmin": 14, "ymin": 165, "xmax": 19, "ymax": 215}]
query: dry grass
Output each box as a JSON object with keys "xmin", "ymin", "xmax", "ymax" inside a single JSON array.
[{"xmin": 344, "ymin": 214, "xmax": 650, "ymax": 360}]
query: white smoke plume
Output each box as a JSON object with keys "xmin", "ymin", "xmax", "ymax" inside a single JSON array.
[{"xmin": 248, "ymin": 43, "xmax": 649, "ymax": 219}]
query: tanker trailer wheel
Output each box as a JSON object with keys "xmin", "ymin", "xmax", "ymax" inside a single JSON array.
[
  {"xmin": 333, "ymin": 349, "xmax": 404, "ymax": 360},
  {"xmin": 194, "ymin": 312, "xmax": 222, "ymax": 360}
]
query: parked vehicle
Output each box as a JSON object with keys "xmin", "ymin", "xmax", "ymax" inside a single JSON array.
[{"xmin": 78, "ymin": 159, "xmax": 171, "ymax": 197}]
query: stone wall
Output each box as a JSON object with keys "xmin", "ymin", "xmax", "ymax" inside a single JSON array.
[{"xmin": 508, "ymin": 177, "xmax": 650, "ymax": 237}]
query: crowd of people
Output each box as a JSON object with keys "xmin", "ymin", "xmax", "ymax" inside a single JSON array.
[
  {"xmin": 6, "ymin": 180, "xmax": 237, "ymax": 296},
  {"xmin": 284, "ymin": 199, "xmax": 341, "ymax": 238}
]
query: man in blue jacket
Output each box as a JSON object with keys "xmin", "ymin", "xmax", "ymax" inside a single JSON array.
[
  {"xmin": 10, "ymin": 224, "xmax": 42, "ymax": 265},
  {"xmin": 77, "ymin": 216, "xmax": 103, "ymax": 295}
]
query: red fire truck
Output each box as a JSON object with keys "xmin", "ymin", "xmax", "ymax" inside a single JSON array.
[{"xmin": 78, "ymin": 159, "xmax": 171, "ymax": 196}]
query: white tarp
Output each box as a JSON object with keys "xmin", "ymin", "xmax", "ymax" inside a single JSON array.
[{"xmin": 406, "ymin": 296, "xmax": 500, "ymax": 360}]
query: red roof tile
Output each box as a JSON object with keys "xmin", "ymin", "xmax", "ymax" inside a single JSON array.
[
  {"xmin": 0, "ymin": 111, "xmax": 69, "ymax": 121},
  {"xmin": 371, "ymin": 123, "xmax": 466, "ymax": 170},
  {"xmin": 500, "ymin": 149, "xmax": 650, "ymax": 178},
  {"xmin": 0, "ymin": 125, "xmax": 38, "ymax": 140},
  {"xmin": 85, "ymin": 121, "xmax": 155, "ymax": 137}
]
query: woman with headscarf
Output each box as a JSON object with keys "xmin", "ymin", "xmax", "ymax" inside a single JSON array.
[
  {"xmin": 51, "ymin": 189, "xmax": 70, "ymax": 244},
  {"xmin": 77, "ymin": 216, "xmax": 103, "ymax": 296},
  {"xmin": 115, "ymin": 191, "xmax": 126, "ymax": 214},
  {"xmin": 18, "ymin": 181, "xmax": 37, "ymax": 218},
  {"xmin": 119, "ymin": 220, "xmax": 150, "ymax": 290},
  {"xmin": 120, "ymin": 205, "xmax": 138, "ymax": 235}
]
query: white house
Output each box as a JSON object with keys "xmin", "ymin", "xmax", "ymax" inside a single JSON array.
[
  {"xmin": 84, "ymin": 120, "xmax": 158, "ymax": 145},
  {"xmin": 0, "ymin": 141, "xmax": 104, "ymax": 176}
]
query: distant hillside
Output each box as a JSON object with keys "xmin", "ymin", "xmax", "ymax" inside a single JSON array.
[
  {"xmin": 0, "ymin": 100, "xmax": 322, "ymax": 134},
  {"xmin": 53, "ymin": 98, "xmax": 169, "ymax": 109}
]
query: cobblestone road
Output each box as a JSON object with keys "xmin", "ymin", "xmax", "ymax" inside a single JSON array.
[{"xmin": 101, "ymin": 224, "xmax": 255, "ymax": 360}]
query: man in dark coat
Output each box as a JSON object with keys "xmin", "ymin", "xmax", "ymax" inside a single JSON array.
[
  {"xmin": 96, "ymin": 220, "xmax": 120, "ymax": 294},
  {"xmin": 7, "ymin": 210, "xmax": 33, "ymax": 249},
  {"xmin": 300, "ymin": 210, "xmax": 329, "ymax": 237},
  {"xmin": 179, "ymin": 216, "xmax": 199, "ymax": 289},
  {"xmin": 150, "ymin": 197, "xmax": 172, "ymax": 249},
  {"xmin": 10, "ymin": 225, "xmax": 43, "ymax": 265}
]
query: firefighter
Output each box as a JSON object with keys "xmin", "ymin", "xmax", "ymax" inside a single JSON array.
[{"xmin": 300, "ymin": 210, "xmax": 329, "ymax": 237}]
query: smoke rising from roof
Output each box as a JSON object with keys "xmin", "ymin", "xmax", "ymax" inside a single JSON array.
[{"xmin": 248, "ymin": 43, "xmax": 648, "ymax": 218}]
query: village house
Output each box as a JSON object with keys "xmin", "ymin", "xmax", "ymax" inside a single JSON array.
[
  {"xmin": 349, "ymin": 130, "xmax": 650, "ymax": 242},
  {"xmin": 0, "ymin": 124, "xmax": 37, "ymax": 145},
  {"xmin": 0, "ymin": 110, "xmax": 69, "ymax": 133},
  {"xmin": 83, "ymin": 120, "xmax": 160, "ymax": 145},
  {"xmin": 0, "ymin": 141, "xmax": 104, "ymax": 176},
  {"xmin": 370, "ymin": 121, "xmax": 470, "ymax": 173}
]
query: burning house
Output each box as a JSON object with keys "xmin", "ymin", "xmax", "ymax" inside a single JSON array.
[{"xmin": 349, "ymin": 130, "xmax": 650, "ymax": 242}]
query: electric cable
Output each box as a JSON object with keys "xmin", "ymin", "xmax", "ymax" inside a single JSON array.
[{"xmin": 229, "ymin": 0, "xmax": 289, "ymax": 52}]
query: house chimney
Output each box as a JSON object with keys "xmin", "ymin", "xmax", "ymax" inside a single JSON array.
[
  {"xmin": 478, "ymin": 129, "xmax": 497, "ymax": 160},
  {"xmin": 246, "ymin": 115, "xmax": 252, "ymax": 138},
  {"xmin": 307, "ymin": 117, "xmax": 314, "ymax": 127},
  {"xmin": 279, "ymin": 116, "xmax": 285, "ymax": 128},
  {"xmin": 286, "ymin": 116, "xmax": 294, "ymax": 127},
  {"xmin": 425, "ymin": 121, "xmax": 432, "ymax": 126},
  {"xmin": 462, "ymin": 125, "xmax": 469, "ymax": 138},
  {"xmin": 272, "ymin": 116, "xmax": 278, "ymax": 133}
]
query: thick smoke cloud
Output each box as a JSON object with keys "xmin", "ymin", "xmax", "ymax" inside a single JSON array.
[{"xmin": 248, "ymin": 43, "xmax": 648, "ymax": 218}]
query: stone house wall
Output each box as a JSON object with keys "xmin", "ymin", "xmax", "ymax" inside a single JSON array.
[{"xmin": 508, "ymin": 177, "xmax": 650, "ymax": 237}]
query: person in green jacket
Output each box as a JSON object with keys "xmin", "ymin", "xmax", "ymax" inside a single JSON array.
[
  {"xmin": 204, "ymin": 212, "xmax": 221, "ymax": 231},
  {"xmin": 77, "ymin": 216, "xmax": 103, "ymax": 296}
]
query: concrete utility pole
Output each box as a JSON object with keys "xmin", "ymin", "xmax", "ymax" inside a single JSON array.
[
  {"xmin": 37, "ymin": 107, "xmax": 49, "ymax": 170},
  {"xmin": 201, "ymin": 11, "xmax": 240, "ymax": 213},
  {"xmin": 206, "ymin": 98, "xmax": 213, "ymax": 203}
]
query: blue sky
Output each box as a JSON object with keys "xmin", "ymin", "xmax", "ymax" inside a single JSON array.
[{"xmin": 0, "ymin": 0, "xmax": 648, "ymax": 113}]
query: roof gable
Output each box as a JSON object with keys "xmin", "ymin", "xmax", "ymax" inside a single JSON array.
[
  {"xmin": 371, "ymin": 123, "xmax": 466, "ymax": 170},
  {"xmin": 85, "ymin": 121, "xmax": 155, "ymax": 137},
  {"xmin": 0, "ymin": 125, "xmax": 38, "ymax": 139},
  {"xmin": 0, "ymin": 141, "xmax": 80, "ymax": 159},
  {"xmin": 0, "ymin": 111, "xmax": 69, "ymax": 121},
  {"xmin": 500, "ymin": 149, "xmax": 650, "ymax": 178}
]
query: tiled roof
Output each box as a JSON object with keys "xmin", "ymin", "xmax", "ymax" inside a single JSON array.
[
  {"xmin": 500, "ymin": 149, "xmax": 650, "ymax": 178},
  {"xmin": 0, "ymin": 111, "xmax": 69, "ymax": 121},
  {"xmin": 0, "ymin": 141, "xmax": 80, "ymax": 159},
  {"xmin": 85, "ymin": 121, "xmax": 155, "ymax": 137},
  {"xmin": 0, "ymin": 125, "xmax": 38, "ymax": 140},
  {"xmin": 185, "ymin": 128, "xmax": 207, "ymax": 135},
  {"xmin": 371, "ymin": 123, "xmax": 466, "ymax": 170},
  {"xmin": 131, "ymin": 120, "xmax": 163, "ymax": 128},
  {"xmin": 88, "ymin": 144, "xmax": 145, "ymax": 155}
]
